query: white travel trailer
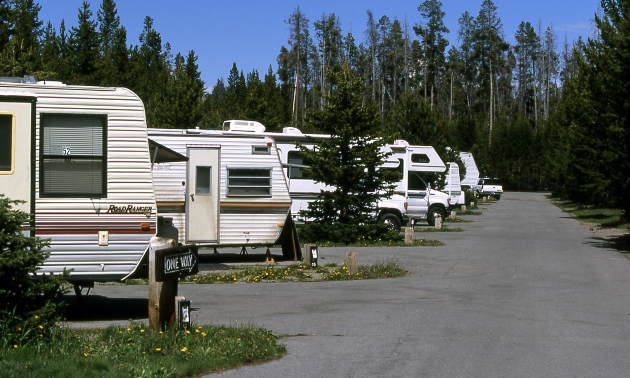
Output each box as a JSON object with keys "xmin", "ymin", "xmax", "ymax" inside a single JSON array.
[
  {"xmin": 460, "ymin": 152, "xmax": 480, "ymax": 188},
  {"xmin": 147, "ymin": 128, "xmax": 300, "ymax": 259},
  {"xmin": 0, "ymin": 77, "xmax": 186, "ymax": 288},
  {"xmin": 444, "ymin": 162, "xmax": 464, "ymax": 206},
  {"xmin": 221, "ymin": 120, "xmax": 452, "ymax": 229}
]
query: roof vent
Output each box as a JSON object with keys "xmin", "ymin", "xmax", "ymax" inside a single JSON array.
[
  {"xmin": 222, "ymin": 120, "xmax": 266, "ymax": 132},
  {"xmin": 282, "ymin": 127, "xmax": 303, "ymax": 134}
]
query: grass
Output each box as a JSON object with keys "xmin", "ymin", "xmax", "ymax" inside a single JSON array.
[
  {"xmin": 182, "ymin": 261, "xmax": 407, "ymax": 284},
  {"xmin": 555, "ymin": 200, "xmax": 630, "ymax": 229},
  {"xmin": 0, "ymin": 322, "xmax": 285, "ymax": 378},
  {"xmin": 316, "ymin": 237, "xmax": 443, "ymax": 247}
]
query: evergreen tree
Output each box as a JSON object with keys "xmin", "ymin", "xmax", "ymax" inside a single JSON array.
[
  {"xmin": 129, "ymin": 16, "xmax": 171, "ymax": 126},
  {"xmin": 514, "ymin": 21, "xmax": 540, "ymax": 120},
  {"xmin": 159, "ymin": 50, "xmax": 204, "ymax": 128},
  {"xmin": 96, "ymin": 0, "xmax": 124, "ymax": 86},
  {"xmin": 414, "ymin": 0, "xmax": 450, "ymax": 110},
  {"xmin": 0, "ymin": 195, "xmax": 64, "ymax": 344},
  {"xmin": 298, "ymin": 66, "xmax": 399, "ymax": 243},
  {"xmin": 561, "ymin": 0, "xmax": 630, "ymax": 217},
  {"xmin": 3, "ymin": 0, "xmax": 43, "ymax": 76},
  {"xmin": 68, "ymin": 1, "xmax": 99, "ymax": 84},
  {"xmin": 471, "ymin": 0, "xmax": 509, "ymax": 145}
]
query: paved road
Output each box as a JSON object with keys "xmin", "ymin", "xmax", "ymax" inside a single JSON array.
[{"xmin": 66, "ymin": 192, "xmax": 630, "ymax": 377}]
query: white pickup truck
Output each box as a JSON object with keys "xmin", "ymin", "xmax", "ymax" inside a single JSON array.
[{"xmin": 472, "ymin": 177, "xmax": 503, "ymax": 199}]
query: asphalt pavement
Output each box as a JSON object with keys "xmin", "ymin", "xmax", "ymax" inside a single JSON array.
[{"xmin": 64, "ymin": 192, "xmax": 630, "ymax": 377}]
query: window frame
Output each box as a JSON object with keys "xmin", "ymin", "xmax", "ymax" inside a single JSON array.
[
  {"xmin": 0, "ymin": 113, "xmax": 14, "ymax": 174},
  {"xmin": 226, "ymin": 167, "xmax": 272, "ymax": 197},
  {"xmin": 39, "ymin": 113, "xmax": 107, "ymax": 198}
]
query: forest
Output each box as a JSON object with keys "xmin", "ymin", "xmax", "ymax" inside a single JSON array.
[{"xmin": 1, "ymin": 0, "xmax": 629, "ymax": 219}]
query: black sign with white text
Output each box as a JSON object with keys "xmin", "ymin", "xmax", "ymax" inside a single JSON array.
[{"xmin": 154, "ymin": 245, "xmax": 199, "ymax": 282}]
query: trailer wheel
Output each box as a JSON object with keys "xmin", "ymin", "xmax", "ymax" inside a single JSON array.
[
  {"xmin": 427, "ymin": 206, "xmax": 446, "ymax": 226},
  {"xmin": 378, "ymin": 213, "xmax": 401, "ymax": 231}
]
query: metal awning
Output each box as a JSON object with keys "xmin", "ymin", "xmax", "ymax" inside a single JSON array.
[{"xmin": 149, "ymin": 139, "xmax": 188, "ymax": 163}]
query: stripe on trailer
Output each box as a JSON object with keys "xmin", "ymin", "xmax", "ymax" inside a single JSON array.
[
  {"xmin": 36, "ymin": 228, "xmax": 156, "ymax": 235},
  {"xmin": 220, "ymin": 202, "xmax": 291, "ymax": 215}
]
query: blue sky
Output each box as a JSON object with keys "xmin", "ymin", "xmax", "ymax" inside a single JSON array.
[{"xmin": 38, "ymin": 1, "xmax": 599, "ymax": 88}]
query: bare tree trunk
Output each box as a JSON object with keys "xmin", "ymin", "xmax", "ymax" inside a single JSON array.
[
  {"xmin": 292, "ymin": 72, "xmax": 298, "ymax": 127},
  {"xmin": 449, "ymin": 70, "xmax": 453, "ymax": 121},
  {"xmin": 489, "ymin": 58, "xmax": 493, "ymax": 146}
]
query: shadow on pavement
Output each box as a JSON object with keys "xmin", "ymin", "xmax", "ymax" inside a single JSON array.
[
  {"xmin": 60, "ymin": 295, "xmax": 149, "ymax": 322},
  {"xmin": 197, "ymin": 252, "xmax": 291, "ymax": 264}
]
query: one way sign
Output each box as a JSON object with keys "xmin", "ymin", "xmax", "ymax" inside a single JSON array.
[{"xmin": 154, "ymin": 245, "xmax": 199, "ymax": 282}]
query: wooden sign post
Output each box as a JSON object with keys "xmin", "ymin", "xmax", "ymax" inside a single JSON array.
[{"xmin": 148, "ymin": 238, "xmax": 198, "ymax": 330}]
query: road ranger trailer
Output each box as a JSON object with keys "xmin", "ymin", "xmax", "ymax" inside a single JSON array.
[
  {"xmin": 147, "ymin": 128, "xmax": 301, "ymax": 260},
  {"xmin": 221, "ymin": 120, "xmax": 453, "ymax": 229},
  {"xmin": 0, "ymin": 77, "xmax": 188, "ymax": 289}
]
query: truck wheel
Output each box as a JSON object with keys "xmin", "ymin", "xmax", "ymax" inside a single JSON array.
[
  {"xmin": 378, "ymin": 213, "xmax": 401, "ymax": 231},
  {"xmin": 427, "ymin": 207, "xmax": 446, "ymax": 226}
]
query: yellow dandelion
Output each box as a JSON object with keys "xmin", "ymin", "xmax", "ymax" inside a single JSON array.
[
  {"xmin": 13, "ymin": 345, "xmax": 18, "ymax": 349},
  {"xmin": 159, "ymin": 331, "xmax": 163, "ymax": 335},
  {"xmin": 17, "ymin": 327, "xmax": 21, "ymax": 331},
  {"xmin": 38, "ymin": 325, "xmax": 43, "ymax": 329},
  {"xmin": 181, "ymin": 346, "xmax": 188, "ymax": 353},
  {"xmin": 195, "ymin": 329, "xmax": 199, "ymax": 333},
  {"xmin": 155, "ymin": 347, "xmax": 162, "ymax": 352},
  {"xmin": 126, "ymin": 328, "xmax": 131, "ymax": 332},
  {"xmin": 83, "ymin": 353, "xmax": 88, "ymax": 357},
  {"xmin": 186, "ymin": 330, "xmax": 190, "ymax": 334},
  {"xmin": 140, "ymin": 329, "xmax": 145, "ymax": 333},
  {"xmin": 202, "ymin": 332, "xmax": 207, "ymax": 337},
  {"xmin": 34, "ymin": 315, "xmax": 39, "ymax": 319}
]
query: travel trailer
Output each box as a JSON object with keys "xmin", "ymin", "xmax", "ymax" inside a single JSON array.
[
  {"xmin": 222, "ymin": 120, "xmax": 453, "ymax": 229},
  {"xmin": 147, "ymin": 128, "xmax": 300, "ymax": 259},
  {"xmin": 459, "ymin": 152, "xmax": 480, "ymax": 189},
  {"xmin": 0, "ymin": 77, "xmax": 187, "ymax": 288},
  {"xmin": 444, "ymin": 162, "xmax": 464, "ymax": 206}
]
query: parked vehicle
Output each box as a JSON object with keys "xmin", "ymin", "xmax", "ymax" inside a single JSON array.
[
  {"xmin": 444, "ymin": 162, "xmax": 464, "ymax": 206},
  {"xmin": 0, "ymin": 76, "xmax": 185, "ymax": 288},
  {"xmin": 147, "ymin": 128, "xmax": 301, "ymax": 260},
  {"xmin": 221, "ymin": 120, "xmax": 452, "ymax": 229},
  {"xmin": 459, "ymin": 152, "xmax": 480, "ymax": 189},
  {"xmin": 472, "ymin": 177, "xmax": 504, "ymax": 199}
]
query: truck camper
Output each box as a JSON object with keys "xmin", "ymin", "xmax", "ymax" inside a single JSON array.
[
  {"xmin": 0, "ymin": 76, "xmax": 186, "ymax": 289},
  {"xmin": 221, "ymin": 120, "xmax": 452, "ymax": 229},
  {"xmin": 147, "ymin": 128, "xmax": 301, "ymax": 260}
]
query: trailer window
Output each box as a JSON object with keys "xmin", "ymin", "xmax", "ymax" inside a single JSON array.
[
  {"xmin": 196, "ymin": 166, "xmax": 212, "ymax": 194},
  {"xmin": 287, "ymin": 150, "xmax": 312, "ymax": 179},
  {"xmin": 411, "ymin": 154, "xmax": 430, "ymax": 164},
  {"xmin": 252, "ymin": 145, "xmax": 271, "ymax": 155},
  {"xmin": 226, "ymin": 168, "xmax": 271, "ymax": 197},
  {"xmin": 0, "ymin": 115, "xmax": 12, "ymax": 172},
  {"xmin": 40, "ymin": 114, "xmax": 106, "ymax": 197}
]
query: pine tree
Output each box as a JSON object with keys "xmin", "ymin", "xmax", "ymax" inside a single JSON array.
[
  {"xmin": 68, "ymin": 1, "xmax": 99, "ymax": 84},
  {"xmin": 298, "ymin": 66, "xmax": 399, "ymax": 243},
  {"xmin": 414, "ymin": 0, "xmax": 450, "ymax": 110},
  {"xmin": 0, "ymin": 195, "xmax": 64, "ymax": 342},
  {"xmin": 3, "ymin": 0, "xmax": 43, "ymax": 76},
  {"xmin": 96, "ymin": 0, "xmax": 124, "ymax": 86}
]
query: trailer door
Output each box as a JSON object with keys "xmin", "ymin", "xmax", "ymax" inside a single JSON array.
[
  {"xmin": 186, "ymin": 146, "xmax": 220, "ymax": 243},
  {"xmin": 0, "ymin": 98, "xmax": 34, "ymax": 216}
]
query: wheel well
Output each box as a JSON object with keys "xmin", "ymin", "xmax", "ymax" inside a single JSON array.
[{"xmin": 378, "ymin": 209, "xmax": 403, "ymax": 222}]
